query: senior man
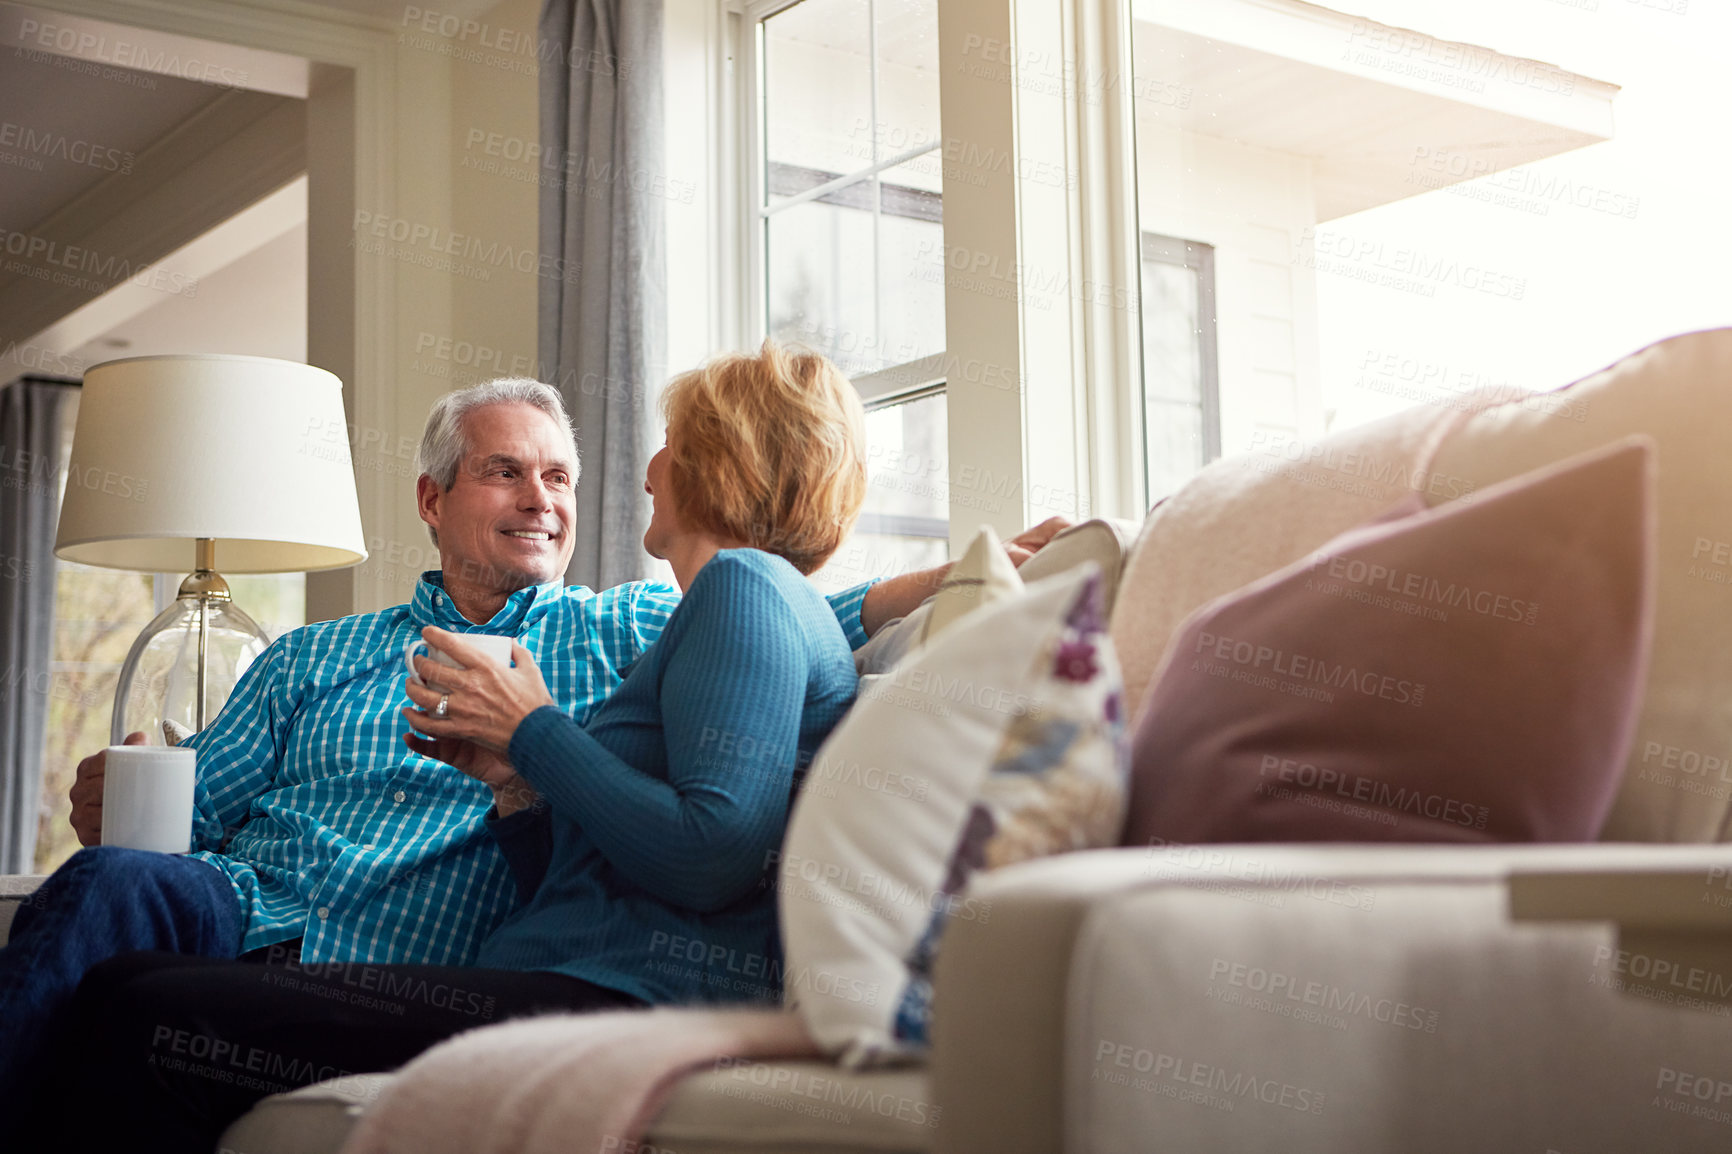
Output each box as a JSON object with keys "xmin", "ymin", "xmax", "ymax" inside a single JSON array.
[{"xmin": 0, "ymin": 377, "xmax": 1063, "ymax": 1097}]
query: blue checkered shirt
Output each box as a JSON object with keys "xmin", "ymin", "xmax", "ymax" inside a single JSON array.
[{"xmin": 181, "ymin": 572, "xmax": 874, "ymax": 965}]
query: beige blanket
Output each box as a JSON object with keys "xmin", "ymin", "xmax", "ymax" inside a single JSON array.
[{"xmin": 338, "ymin": 1007, "xmax": 819, "ymax": 1154}]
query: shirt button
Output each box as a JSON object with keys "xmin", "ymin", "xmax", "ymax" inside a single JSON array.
[
  {"xmin": 361, "ymin": 843, "xmax": 374, "ymax": 851},
  {"xmin": 394, "ymin": 790, "xmax": 407, "ymax": 803},
  {"xmin": 432, "ymin": 592, "xmax": 442, "ymax": 606},
  {"xmin": 316, "ymin": 907, "xmax": 329, "ymax": 920}
]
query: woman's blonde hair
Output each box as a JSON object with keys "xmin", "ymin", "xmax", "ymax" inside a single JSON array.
[{"xmin": 660, "ymin": 340, "xmax": 867, "ymax": 574}]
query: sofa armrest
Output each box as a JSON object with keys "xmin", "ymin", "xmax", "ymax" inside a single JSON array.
[
  {"xmin": 0, "ymin": 875, "xmax": 47, "ymax": 946},
  {"xmin": 928, "ymin": 849, "xmax": 1153, "ymax": 1154},
  {"xmin": 929, "ymin": 843, "xmax": 1732, "ymax": 1154}
]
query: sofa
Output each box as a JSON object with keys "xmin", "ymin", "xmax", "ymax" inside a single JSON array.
[{"xmin": 7, "ymin": 328, "xmax": 1732, "ymax": 1153}]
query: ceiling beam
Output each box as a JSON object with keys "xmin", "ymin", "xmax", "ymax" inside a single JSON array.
[{"xmin": 0, "ymin": 87, "xmax": 305, "ymax": 350}]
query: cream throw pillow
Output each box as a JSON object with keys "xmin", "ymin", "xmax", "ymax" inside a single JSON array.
[{"xmin": 781, "ymin": 565, "xmax": 1128, "ymax": 1066}]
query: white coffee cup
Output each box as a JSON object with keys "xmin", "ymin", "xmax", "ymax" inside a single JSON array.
[
  {"xmin": 103, "ymin": 746, "xmax": 196, "ymax": 853},
  {"xmin": 404, "ymin": 633, "xmax": 515, "ymax": 691}
]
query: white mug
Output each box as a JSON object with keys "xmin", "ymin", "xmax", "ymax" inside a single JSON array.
[
  {"xmin": 103, "ymin": 746, "xmax": 196, "ymax": 853},
  {"xmin": 404, "ymin": 632, "xmax": 515, "ymax": 691}
]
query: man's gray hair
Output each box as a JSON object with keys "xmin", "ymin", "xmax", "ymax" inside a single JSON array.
[{"xmin": 416, "ymin": 379, "xmax": 580, "ymax": 545}]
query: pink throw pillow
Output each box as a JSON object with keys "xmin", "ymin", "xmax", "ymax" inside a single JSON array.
[{"xmin": 1124, "ymin": 438, "xmax": 1655, "ymax": 846}]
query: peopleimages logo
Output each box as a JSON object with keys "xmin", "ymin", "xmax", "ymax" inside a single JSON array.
[
  {"xmin": 1207, "ymin": 958, "xmax": 1441, "ymax": 1032},
  {"xmin": 1191, "ymin": 630, "xmax": 1426, "ymax": 707},
  {"xmin": 1258, "ymin": 756, "xmax": 1488, "ymax": 829},
  {"xmin": 1304, "ymin": 551, "xmax": 1539, "ymax": 626},
  {"xmin": 768, "ymin": 849, "xmax": 990, "ymax": 923},
  {"xmin": 1654, "ymin": 1066, "xmax": 1732, "ymax": 1127},
  {"xmin": 1092, "ymin": 1040, "xmax": 1326, "ymax": 1114},
  {"xmin": 0, "ymin": 121, "xmax": 133, "ymax": 173}
]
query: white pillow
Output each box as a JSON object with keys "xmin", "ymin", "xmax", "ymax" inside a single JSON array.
[
  {"xmin": 1014, "ymin": 517, "xmax": 1139, "ymax": 616},
  {"xmin": 780, "ymin": 564, "xmax": 1128, "ymax": 1066},
  {"xmin": 853, "ymin": 525, "xmax": 1024, "ymax": 676}
]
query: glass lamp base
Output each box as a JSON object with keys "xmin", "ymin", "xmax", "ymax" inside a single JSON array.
[{"xmin": 111, "ymin": 593, "xmax": 270, "ymax": 745}]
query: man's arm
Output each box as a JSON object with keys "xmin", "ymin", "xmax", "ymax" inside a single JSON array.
[
  {"xmin": 857, "ymin": 516, "xmax": 1072, "ymax": 637},
  {"xmin": 608, "ymin": 519, "xmax": 1075, "ymax": 650}
]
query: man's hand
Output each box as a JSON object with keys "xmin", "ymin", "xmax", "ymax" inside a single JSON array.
[
  {"xmin": 1004, "ymin": 516, "xmax": 1071, "ymax": 568},
  {"xmin": 858, "ymin": 516, "xmax": 1075, "ymax": 637},
  {"xmin": 403, "ymin": 731, "xmax": 540, "ymax": 818},
  {"xmin": 70, "ymin": 731, "xmax": 146, "ymax": 846}
]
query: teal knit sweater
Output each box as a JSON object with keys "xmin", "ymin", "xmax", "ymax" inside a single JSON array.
[{"xmin": 476, "ymin": 549, "xmax": 857, "ymax": 1004}]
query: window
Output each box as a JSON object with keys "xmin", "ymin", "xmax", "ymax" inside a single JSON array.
[
  {"xmin": 750, "ymin": 0, "xmax": 950, "ymax": 588},
  {"xmin": 1126, "ymin": 0, "xmax": 1732, "ymax": 498},
  {"xmin": 1140, "ymin": 232, "xmax": 1220, "ymax": 505}
]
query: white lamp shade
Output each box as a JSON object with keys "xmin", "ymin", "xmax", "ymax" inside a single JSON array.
[{"xmin": 55, "ymin": 354, "xmax": 368, "ymax": 572}]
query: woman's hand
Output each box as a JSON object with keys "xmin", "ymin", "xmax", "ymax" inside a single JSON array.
[
  {"xmin": 401, "ymin": 628, "xmax": 554, "ymax": 754},
  {"xmin": 403, "ymin": 731, "xmax": 541, "ymax": 818}
]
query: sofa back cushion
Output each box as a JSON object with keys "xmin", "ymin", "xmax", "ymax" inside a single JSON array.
[
  {"xmin": 1113, "ymin": 328, "xmax": 1732, "ymax": 843},
  {"xmin": 1110, "ymin": 398, "xmax": 1487, "ymax": 729},
  {"xmin": 1124, "ymin": 440, "xmax": 1654, "ymax": 847},
  {"xmin": 1424, "ymin": 329, "xmax": 1732, "ymax": 841}
]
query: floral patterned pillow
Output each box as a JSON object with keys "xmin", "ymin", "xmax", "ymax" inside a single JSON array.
[{"xmin": 780, "ymin": 564, "xmax": 1128, "ymax": 1066}]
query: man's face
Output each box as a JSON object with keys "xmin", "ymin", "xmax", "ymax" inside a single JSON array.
[{"xmin": 417, "ymin": 402, "xmax": 577, "ymax": 594}]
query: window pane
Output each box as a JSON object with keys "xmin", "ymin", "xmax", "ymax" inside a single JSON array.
[
  {"xmin": 812, "ymin": 392, "xmax": 949, "ymax": 594},
  {"xmin": 1127, "ymin": 2, "xmax": 1729, "ymax": 494},
  {"xmin": 766, "ymin": 195, "xmax": 880, "ymax": 374},
  {"xmin": 766, "ymin": 163, "xmax": 946, "ymax": 377},
  {"xmin": 764, "ymin": 0, "xmax": 947, "ymax": 378},
  {"xmin": 1144, "ymin": 400, "xmax": 1204, "ymax": 502},
  {"xmin": 873, "ymin": 0, "xmax": 941, "ymax": 158},
  {"xmin": 37, "ymin": 563, "xmax": 155, "ymax": 872},
  {"xmin": 764, "ymin": 0, "xmax": 873, "ymax": 182},
  {"xmin": 877, "ymin": 157, "xmax": 946, "ymax": 369},
  {"xmin": 1141, "ymin": 259, "xmax": 1202, "ymax": 405},
  {"xmin": 227, "ymin": 573, "xmax": 306, "ymax": 642}
]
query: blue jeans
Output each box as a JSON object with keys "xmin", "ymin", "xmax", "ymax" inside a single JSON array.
[{"xmin": 0, "ymin": 847, "xmax": 242, "ymax": 1104}]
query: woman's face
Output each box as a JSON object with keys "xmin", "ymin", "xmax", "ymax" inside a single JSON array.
[{"xmin": 643, "ymin": 441, "xmax": 684, "ymax": 560}]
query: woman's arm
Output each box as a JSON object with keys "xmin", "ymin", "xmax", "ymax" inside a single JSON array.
[{"xmin": 508, "ymin": 559, "xmax": 810, "ymax": 912}]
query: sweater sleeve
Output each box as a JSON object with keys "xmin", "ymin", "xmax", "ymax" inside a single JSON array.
[
  {"xmin": 486, "ymin": 804, "xmax": 554, "ymax": 906},
  {"xmin": 507, "ymin": 557, "xmax": 808, "ymax": 913}
]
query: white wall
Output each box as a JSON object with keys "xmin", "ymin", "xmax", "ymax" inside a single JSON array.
[{"xmin": 1134, "ymin": 119, "xmax": 1324, "ymax": 455}]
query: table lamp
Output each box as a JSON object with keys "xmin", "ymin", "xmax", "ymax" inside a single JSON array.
[{"xmin": 54, "ymin": 354, "xmax": 368, "ymax": 744}]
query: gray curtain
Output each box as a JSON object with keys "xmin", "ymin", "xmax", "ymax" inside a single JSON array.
[
  {"xmin": 0, "ymin": 378, "xmax": 70, "ymax": 873},
  {"xmin": 540, "ymin": 0, "xmax": 667, "ymax": 591}
]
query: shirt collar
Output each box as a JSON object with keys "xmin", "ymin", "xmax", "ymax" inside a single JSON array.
[{"xmin": 410, "ymin": 571, "xmax": 565, "ymax": 633}]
